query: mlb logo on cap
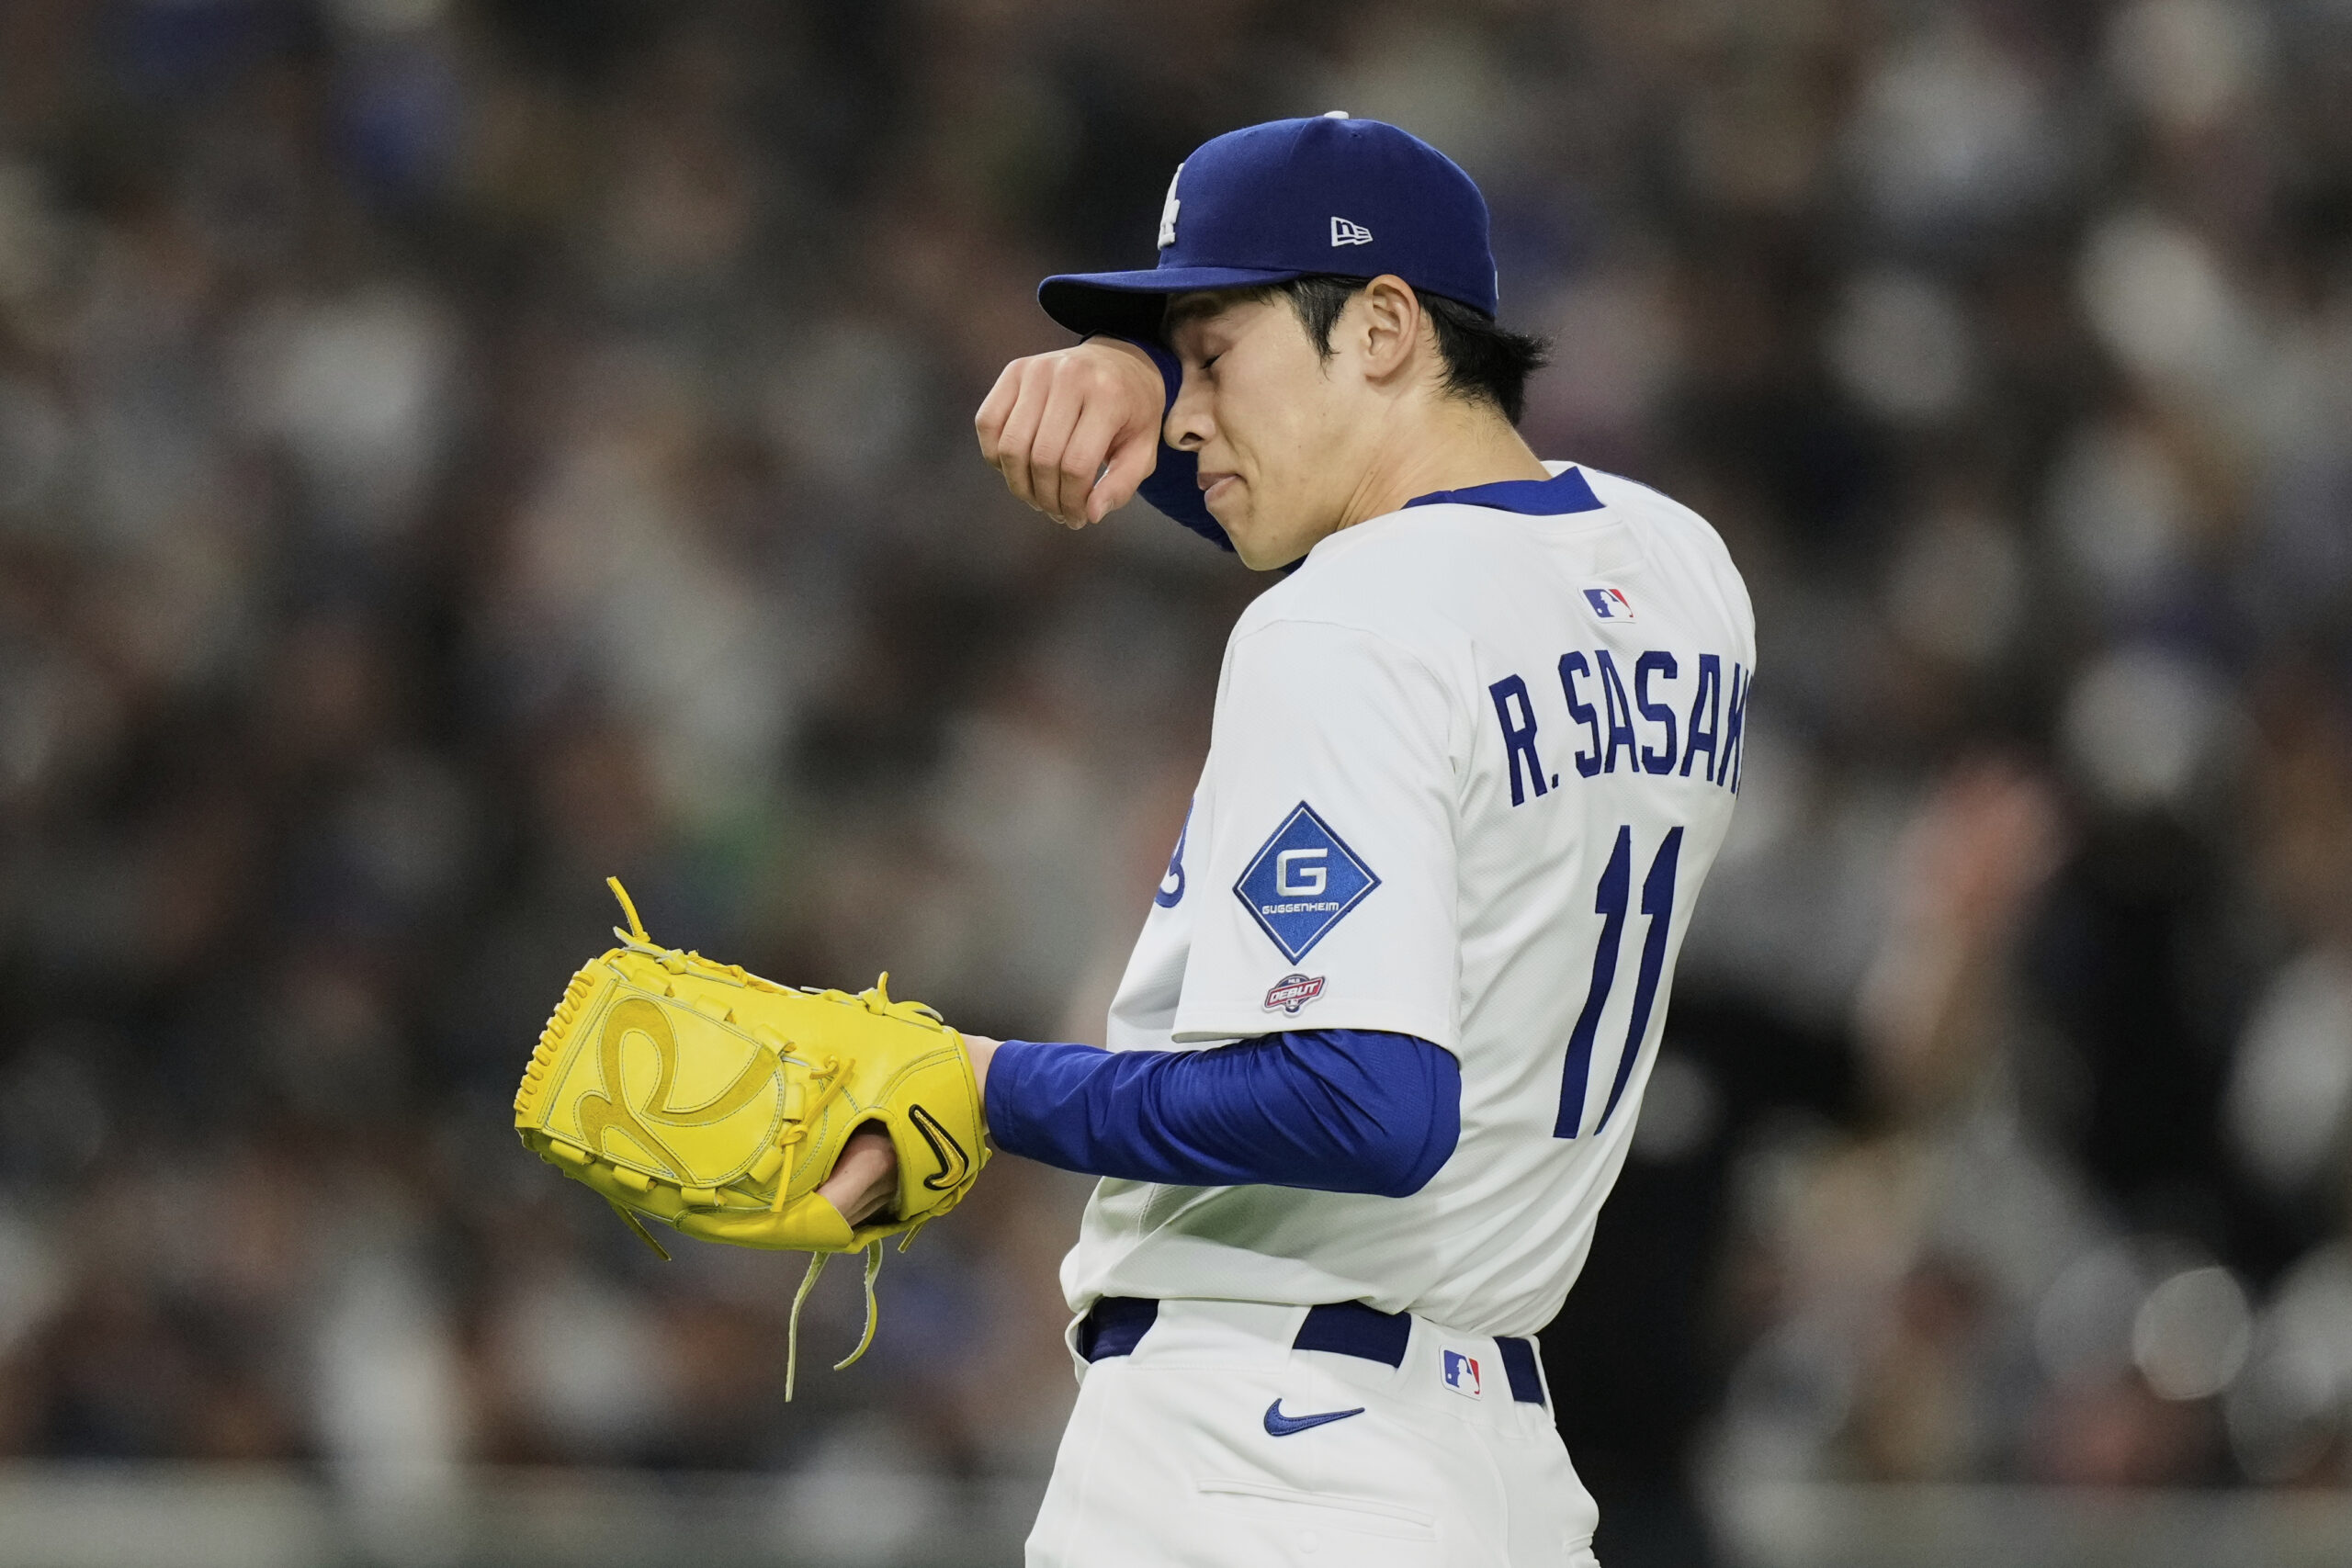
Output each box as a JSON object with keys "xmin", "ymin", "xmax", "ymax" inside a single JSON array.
[
  {"xmin": 1442, "ymin": 1350, "xmax": 1482, "ymax": 1399},
  {"xmin": 1583, "ymin": 587, "xmax": 1634, "ymax": 622}
]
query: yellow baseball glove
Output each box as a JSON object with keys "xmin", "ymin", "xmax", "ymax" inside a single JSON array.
[{"xmin": 514, "ymin": 879, "xmax": 989, "ymax": 1395}]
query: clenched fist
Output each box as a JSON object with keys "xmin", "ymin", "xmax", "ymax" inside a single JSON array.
[{"xmin": 974, "ymin": 336, "xmax": 1168, "ymax": 527}]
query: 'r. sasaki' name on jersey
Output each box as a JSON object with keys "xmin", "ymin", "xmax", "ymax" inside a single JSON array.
[{"xmin": 1487, "ymin": 648, "xmax": 1747, "ymax": 807}]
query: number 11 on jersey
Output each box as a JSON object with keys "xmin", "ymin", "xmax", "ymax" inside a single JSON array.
[{"xmin": 1556, "ymin": 825, "xmax": 1684, "ymax": 1138}]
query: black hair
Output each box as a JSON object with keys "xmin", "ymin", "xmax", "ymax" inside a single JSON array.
[{"xmin": 1215, "ymin": 275, "xmax": 1551, "ymax": 424}]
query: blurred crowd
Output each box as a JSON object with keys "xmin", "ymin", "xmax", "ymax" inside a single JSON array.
[{"xmin": 0, "ymin": 0, "xmax": 2346, "ymax": 1560}]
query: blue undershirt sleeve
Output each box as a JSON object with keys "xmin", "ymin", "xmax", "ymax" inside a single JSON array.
[
  {"xmin": 1095, "ymin": 334, "xmax": 1231, "ymax": 551},
  {"xmin": 983, "ymin": 1030, "xmax": 1461, "ymax": 1198}
]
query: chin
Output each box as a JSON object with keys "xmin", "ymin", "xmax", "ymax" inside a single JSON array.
[
  {"xmin": 1233, "ymin": 539, "xmax": 1307, "ymax": 571},
  {"xmin": 1215, "ymin": 516, "xmax": 1268, "ymax": 567},
  {"xmin": 1215, "ymin": 501, "xmax": 1307, "ymax": 570}
]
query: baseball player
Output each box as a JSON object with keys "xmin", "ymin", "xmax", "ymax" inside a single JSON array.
[{"xmin": 842, "ymin": 115, "xmax": 1755, "ymax": 1565}]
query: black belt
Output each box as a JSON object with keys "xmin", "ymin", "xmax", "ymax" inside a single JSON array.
[{"xmin": 1079, "ymin": 1296, "xmax": 1546, "ymax": 1405}]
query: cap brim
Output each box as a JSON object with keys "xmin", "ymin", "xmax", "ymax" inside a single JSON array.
[{"xmin": 1038, "ymin": 265, "xmax": 1305, "ymax": 341}]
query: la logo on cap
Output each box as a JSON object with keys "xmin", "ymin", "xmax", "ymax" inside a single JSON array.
[
  {"xmin": 1330, "ymin": 216, "xmax": 1373, "ymax": 246},
  {"xmin": 1158, "ymin": 164, "xmax": 1184, "ymax": 249}
]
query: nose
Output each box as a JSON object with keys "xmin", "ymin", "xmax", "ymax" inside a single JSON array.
[{"xmin": 1165, "ymin": 366, "xmax": 1212, "ymax": 453}]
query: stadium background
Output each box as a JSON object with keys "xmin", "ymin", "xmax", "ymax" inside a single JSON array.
[{"xmin": 0, "ymin": 1, "xmax": 2347, "ymax": 1563}]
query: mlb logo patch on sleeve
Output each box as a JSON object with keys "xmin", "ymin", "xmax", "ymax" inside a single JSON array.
[
  {"xmin": 1234, "ymin": 803, "xmax": 1380, "ymax": 962},
  {"xmin": 1442, "ymin": 1350, "xmax": 1482, "ymax": 1399}
]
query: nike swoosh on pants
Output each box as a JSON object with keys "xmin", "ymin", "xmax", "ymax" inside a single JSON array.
[{"xmin": 1262, "ymin": 1399, "xmax": 1366, "ymax": 1437}]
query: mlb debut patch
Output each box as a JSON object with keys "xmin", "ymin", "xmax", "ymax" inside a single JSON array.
[
  {"xmin": 1234, "ymin": 803, "xmax": 1380, "ymax": 962},
  {"xmin": 1262, "ymin": 973, "xmax": 1326, "ymax": 1014},
  {"xmin": 1442, "ymin": 1350, "xmax": 1483, "ymax": 1399}
]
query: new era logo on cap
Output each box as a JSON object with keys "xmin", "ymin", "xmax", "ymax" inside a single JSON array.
[{"xmin": 1329, "ymin": 216, "xmax": 1374, "ymax": 246}]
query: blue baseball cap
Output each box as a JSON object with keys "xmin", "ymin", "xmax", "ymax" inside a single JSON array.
[{"xmin": 1038, "ymin": 114, "xmax": 1498, "ymax": 343}]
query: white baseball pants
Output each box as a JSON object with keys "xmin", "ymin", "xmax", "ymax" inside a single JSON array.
[{"xmin": 1025, "ymin": 1298, "xmax": 1602, "ymax": 1567}]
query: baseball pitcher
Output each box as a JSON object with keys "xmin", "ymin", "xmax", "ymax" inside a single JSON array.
[{"xmin": 966, "ymin": 116, "xmax": 1757, "ymax": 1566}]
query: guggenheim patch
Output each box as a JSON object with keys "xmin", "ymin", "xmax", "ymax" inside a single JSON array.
[{"xmin": 1234, "ymin": 802, "xmax": 1380, "ymax": 962}]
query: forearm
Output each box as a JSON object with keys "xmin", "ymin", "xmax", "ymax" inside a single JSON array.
[
  {"xmin": 1099, "ymin": 335, "xmax": 1229, "ymax": 550},
  {"xmin": 981, "ymin": 1030, "xmax": 1460, "ymax": 1197}
]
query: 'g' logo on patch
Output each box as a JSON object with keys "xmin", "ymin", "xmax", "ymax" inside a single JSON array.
[{"xmin": 1233, "ymin": 803, "xmax": 1379, "ymax": 962}]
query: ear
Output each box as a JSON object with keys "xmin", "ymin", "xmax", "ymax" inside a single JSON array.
[{"xmin": 1351, "ymin": 275, "xmax": 1424, "ymax": 384}]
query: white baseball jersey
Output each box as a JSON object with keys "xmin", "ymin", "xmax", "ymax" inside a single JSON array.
[{"xmin": 1062, "ymin": 463, "xmax": 1755, "ymax": 1337}]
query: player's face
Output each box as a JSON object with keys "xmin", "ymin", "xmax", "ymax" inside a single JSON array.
[{"xmin": 1163, "ymin": 291, "xmax": 1379, "ymax": 570}]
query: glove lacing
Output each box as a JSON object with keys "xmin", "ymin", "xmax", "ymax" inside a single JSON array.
[{"xmin": 786, "ymin": 1240, "xmax": 883, "ymax": 1401}]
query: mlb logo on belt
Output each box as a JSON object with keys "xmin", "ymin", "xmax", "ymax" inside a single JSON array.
[
  {"xmin": 1262, "ymin": 973, "xmax": 1326, "ymax": 1014},
  {"xmin": 1583, "ymin": 587, "xmax": 1634, "ymax": 622},
  {"xmin": 1442, "ymin": 1350, "xmax": 1482, "ymax": 1399}
]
